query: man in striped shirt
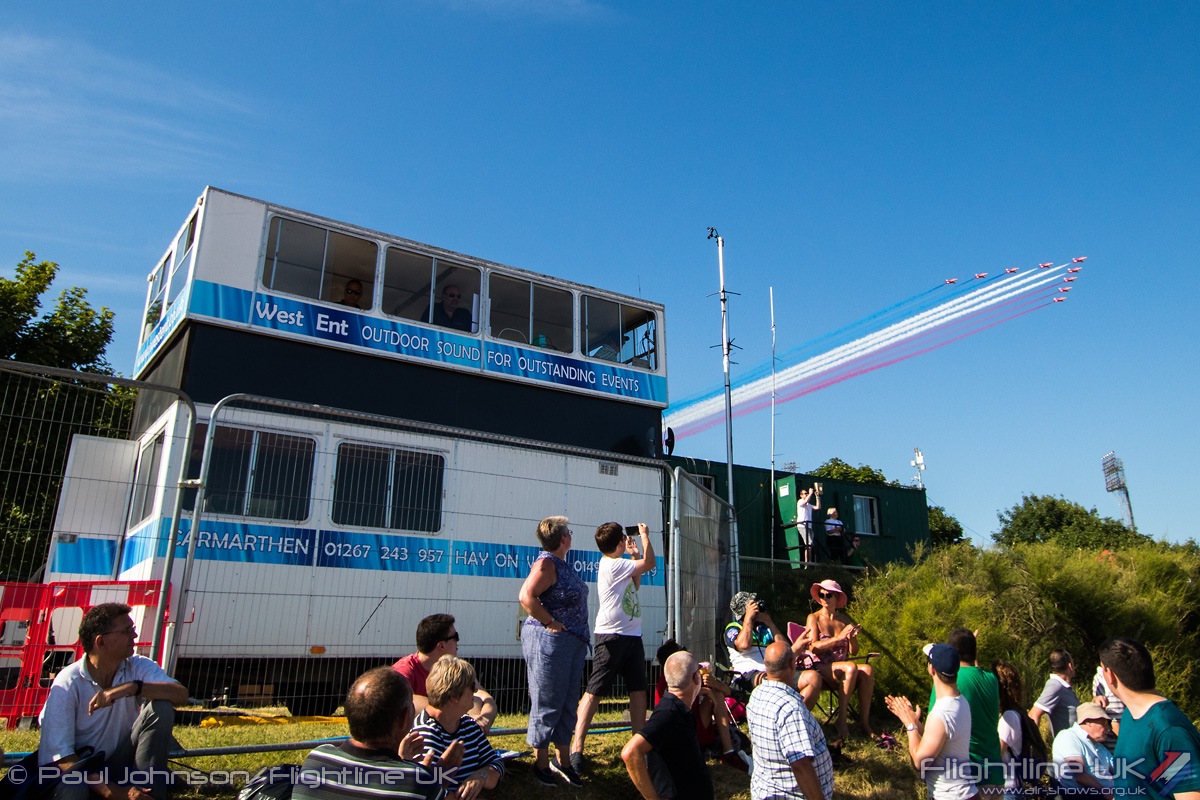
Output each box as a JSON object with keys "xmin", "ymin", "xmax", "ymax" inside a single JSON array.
[{"xmin": 293, "ymin": 668, "xmax": 463, "ymax": 800}]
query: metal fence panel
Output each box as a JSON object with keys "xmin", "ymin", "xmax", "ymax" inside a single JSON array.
[
  {"xmin": 162, "ymin": 395, "xmax": 671, "ymax": 716},
  {"xmin": 669, "ymin": 467, "xmax": 736, "ymax": 667},
  {"xmin": 0, "ymin": 361, "xmax": 194, "ymax": 727}
]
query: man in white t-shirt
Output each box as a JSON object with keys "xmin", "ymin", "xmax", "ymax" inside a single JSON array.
[
  {"xmin": 886, "ymin": 643, "xmax": 978, "ymax": 800},
  {"xmin": 569, "ymin": 521, "xmax": 656, "ymax": 773},
  {"xmin": 795, "ymin": 487, "xmax": 819, "ymax": 564}
]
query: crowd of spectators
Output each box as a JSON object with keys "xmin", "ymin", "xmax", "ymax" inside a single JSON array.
[{"xmin": 15, "ymin": 520, "xmax": 1200, "ymax": 800}]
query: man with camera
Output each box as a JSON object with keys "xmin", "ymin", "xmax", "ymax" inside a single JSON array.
[{"xmin": 724, "ymin": 592, "xmax": 820, "ymax": 703}]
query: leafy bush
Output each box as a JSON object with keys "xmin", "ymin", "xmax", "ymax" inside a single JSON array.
[{"xmin": 765, "ymin": 541, "xmax": 1200, "ymax": 723}]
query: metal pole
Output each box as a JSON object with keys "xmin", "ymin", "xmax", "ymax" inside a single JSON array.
[
  {"xmin": 769, "ymin": 287, "xmax": 777, "ymax": 589},
  {"xmin": 711, "ymin": 230, "xmax": 738, "ymax": 549}
]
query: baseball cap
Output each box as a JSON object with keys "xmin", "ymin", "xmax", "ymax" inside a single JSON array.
[{"xmin": 923, "ymin": 643, "xmax": 960, "ymax": 678}]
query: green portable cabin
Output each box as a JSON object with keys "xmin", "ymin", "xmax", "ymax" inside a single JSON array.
[{"xmin": 666, "ymin": 456, "xmax": 930, "ymax": 571}]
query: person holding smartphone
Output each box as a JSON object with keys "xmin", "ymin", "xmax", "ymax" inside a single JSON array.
[{"xmin": 569, "ymin": 521, "xmax": 656, "ymax": 774}]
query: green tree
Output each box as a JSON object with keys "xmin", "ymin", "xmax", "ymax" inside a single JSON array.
[
  {"xmin": 1, "ymin": 251, "xmax": 114, "ymax": 373},
  {"xmin": 928, "ymin": 504, "xmax": 965, "ymax": 547},
  {"xmin": 993, "ymin": 494, "xmax": 1149, "ymax": 550},
  {"xmin": 1, "ymin": 252, "xmax": 126, "ymax": 580},
  {"xmin": 809, "ymin": 457, "xmax": 898, "ymax": 486}
]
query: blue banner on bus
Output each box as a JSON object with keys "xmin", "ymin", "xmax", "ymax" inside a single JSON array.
[
  {"xmin": 182, "ymin": 281, "xmax": 666, "ymax": 405},
  {"xmin": 105, "ymin": 519, "xmax": 663, "ymax": 586},
  {"xmin": 173, "ymin": 519, "xmax": 315, "ymax": 566}
]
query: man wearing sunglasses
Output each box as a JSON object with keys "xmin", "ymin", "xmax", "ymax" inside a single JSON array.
[
  {"xmin": 430, "ymin": 284, "xmax": 474, "ymax": 332},
  {"xmin": 393, "ymin": 613, "xmax": 497, "ymax": 733},
  {"xmin": 37, "ymin": 602, "xmax": 188, "ymax": 799},
  {"xmin": 338, "ymin": 278, "xmax": 365, "ymax": 309}
]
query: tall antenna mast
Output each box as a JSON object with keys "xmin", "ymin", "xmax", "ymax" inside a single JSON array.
[
  {"xmin": 769, "ymin": 286, "xmax": 777, "ymax": 583},
  {"xmin": 911, "ymin": 447, "xmax": 926, "ymax": 490},
  {"xmin": 708, "ymin": 228, "xmax": 738, "ymax": 559}
]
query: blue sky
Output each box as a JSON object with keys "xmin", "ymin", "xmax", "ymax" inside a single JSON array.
[{"xmin": 2, "ymin": 2, "xmax": 1197, "ymax": 545}]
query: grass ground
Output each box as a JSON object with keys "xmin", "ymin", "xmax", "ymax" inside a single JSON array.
[{"xmin": 2, "ymin": 709, "xmax": 922, "ymax": 798}]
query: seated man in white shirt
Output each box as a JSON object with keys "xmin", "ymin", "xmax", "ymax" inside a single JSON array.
[
  {"xmin": 1052, "ymin": 701, "xmax": 1115, "ymax": 795},
  {"xmin": 38, "ymin": 602, "xmax": 189, "ymax": 800}
]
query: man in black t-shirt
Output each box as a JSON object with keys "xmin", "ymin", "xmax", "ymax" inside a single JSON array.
[{"xmin": 621, "ymin": 651, "xmax": 715, "ymax": 800}]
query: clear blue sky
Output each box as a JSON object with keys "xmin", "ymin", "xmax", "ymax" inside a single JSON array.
[{"xmin": 2, "ymin": 2, "xmax": 1196, "ymax": 545}]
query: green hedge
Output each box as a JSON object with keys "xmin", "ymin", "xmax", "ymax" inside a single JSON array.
[{"xmin": 745, "ymin": 542, "xmax": 1200, "ymax": 722}]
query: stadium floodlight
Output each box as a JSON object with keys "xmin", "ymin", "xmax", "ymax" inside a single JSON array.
[
  {"xmin": 1101, "ymin": 451, "xmax": 1126, "ymax": 492},
  {"xmin": 1101, "ymin": 451, "xmax": 1136, "ymax": 531}
]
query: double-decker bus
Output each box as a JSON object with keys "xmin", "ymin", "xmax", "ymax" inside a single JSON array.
[{"xmin": 38, "ymin": 188, "xmax": 716, "ymax": 715}]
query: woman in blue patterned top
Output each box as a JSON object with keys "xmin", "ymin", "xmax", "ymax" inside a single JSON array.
[{"xmin": 519, "ymin": 515, "xmax": 589, "ymax": 786}]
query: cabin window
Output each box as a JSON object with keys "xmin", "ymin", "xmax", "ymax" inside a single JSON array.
[
  {"xmin": 127, "ymin": 433, "xmax": 165, "ymax": 527},
  {"xmin": 165, "ymin": 213, "xmax": 197, "ymax": 310},
  {"xmin": 141, "ymin": 255, "xmax": 170, "ymax": 343},
  {"xmin": 381, "ymin": 247, "xmax": 480, "ymax": 334},
  {"xmin": 580, "ymin": 295, "xmax": 658, "ymax": 369},
  {"xmin": 852, "ymin": 495, "xmax": 881, "ymax": 535},
  {"xmin": 332, "ymin": 444, "xmax": 444, "ymax": 533},
  {"xmin": 191, "ymin": 426, "xmax": 316, "ymax": 522},
  {"xmin": 261, "ymin": 217, "xmax": 378, "ymax": 310},
  {"xmin": 489, "ymin": 275, "xmax": 572, "ymax": 353}
]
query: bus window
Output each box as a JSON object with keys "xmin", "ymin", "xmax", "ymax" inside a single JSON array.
[
  {"xmin": 490, "ymin": 275, "xmax": 572, "ymax": 352},
  {"xmin": 200, "ymin": 426, "xmax": 315, "ymax": 522},
  {"xmin": 142, "ymin": 254, "xmax": 170, "ymax": 343},
  {"xmin": 383, "ymin": 248, "xmax": 480, "ymax": 334},
  {"xmin": 533, "ymin": 283, "xmax": 572, "ymax": 353},
  {"xmin": 489, "ymin": 274, "xmax": 530, "ymax": 344},
  {"xmin": 127, "ymin": 433, "xmax": 165, "ymax": 528},
  {"xmin": 332, "ymin": 443, "xmax": 444, "ymax": 533},
  {"xmin": 261, "ymin": 217, "xmax": 378, "ymax": 310},
  {"xmin": 164, "ymin": 214, "xmax": 197, "ymax": 311},
  {"xmin": 580, "ymin": 295, "xmax": 657, "ymax": 369},
  {"xmin": 428, "ymin": 261, "xmax": 479, "ymax": 334},
  {"xmin": 621, "ymin": 303, "xmax": 657, "ymax": 369},
  {"xmin": 581, "ymin": 296, "xmax": 621, "ymax": 362}
]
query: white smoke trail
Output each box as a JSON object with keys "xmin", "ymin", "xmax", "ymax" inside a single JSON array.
[{"xmin": 665, "ymin": 265, "xmax": 1067, "ymax": 433}]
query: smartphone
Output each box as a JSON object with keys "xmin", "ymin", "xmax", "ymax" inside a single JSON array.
[{"xmin": 624, "ymin": 525, "xmax": 640, "ymax": 537}]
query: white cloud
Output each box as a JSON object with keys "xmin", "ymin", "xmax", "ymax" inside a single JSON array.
[{"xmin": 0, "ymin": 32, "xmax": 253, "ymax": 182}]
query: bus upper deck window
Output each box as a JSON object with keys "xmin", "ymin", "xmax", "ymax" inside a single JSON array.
[
  {"xmin": 490, "ymin": 275, "xmax": 572, "ymax": 352},
  {"xmin": 383, "ymin": 248, "xmax": 480, "ymax": 334},
  {"xmin": 261, "ymin": 217, "xmax": 377, "ymax": 310},
  {"xmin": 581, "ymin": 295, "xmax": 657, "ymax": 369}
]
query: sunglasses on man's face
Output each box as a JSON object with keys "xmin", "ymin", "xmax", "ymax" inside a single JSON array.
[{"xmin": 819, "ymin": 591, "xmax": 835, "ymax": 599}]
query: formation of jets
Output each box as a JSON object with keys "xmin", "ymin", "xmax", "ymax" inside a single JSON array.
[{"xmin": 943, "ymin": 258, "xmax": 1087, "ymax": 304}]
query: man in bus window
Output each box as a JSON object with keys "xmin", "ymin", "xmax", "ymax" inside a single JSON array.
[
  {"xmin": 339, "ymin": 279, "xmax": 365, "ymax": 309},
  {"xmin": 430, "ymin": 285, "xmax": 473, "ymax": 332}
]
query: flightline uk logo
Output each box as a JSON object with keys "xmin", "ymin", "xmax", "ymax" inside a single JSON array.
[
  {"xmin": 916, "ymin": 750, "xmax": 1196, "ymax": 793},
  {"xmin": 1150, "ymin": 750, "xmax": 1193, "ymax": 795}
]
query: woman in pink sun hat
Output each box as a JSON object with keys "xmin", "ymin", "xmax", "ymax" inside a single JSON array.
[{"xmin": 803, "ymin": 579, "xmax": 877, "ymax": 742}]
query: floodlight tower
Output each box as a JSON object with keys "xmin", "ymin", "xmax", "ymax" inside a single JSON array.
[
  {"xmin": 1101, "ymin": 451, "xmax": 1136, "ymax": 531},
  {"xmin": 911, "ymin": 447, "xmax": 926, "ymax": 490}
]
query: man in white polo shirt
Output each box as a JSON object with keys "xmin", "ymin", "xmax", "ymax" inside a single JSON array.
[{"xmin": 38, "ymin": 602, "xmax": 188, "ymax": 799}]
